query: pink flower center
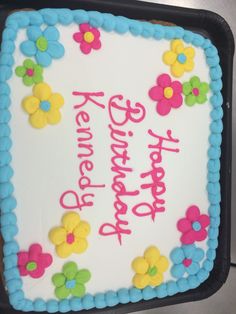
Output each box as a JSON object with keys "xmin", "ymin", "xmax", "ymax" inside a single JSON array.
[
  {"xmin": 164, "ymin": 87, "xmax": 173, "ymax": 99},
  {"xmin": 26, "ymin": 68, "xmax": 34, "ymax": 77},
  {"xmin": 192, "ymin": 88, "xmax": 199, "ymax": 96},
  {"xmin": 66, "ymin": 233, "xmax": 75, "ymax": 244},
  {"xmin": 183, "ymin": 258, "xmax": 192, "ymax": 267},
  {"xmin": 84, "ymin": 31, "xmax": 94, "ymax": 43}
]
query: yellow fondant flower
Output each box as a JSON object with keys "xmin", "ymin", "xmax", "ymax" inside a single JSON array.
[
  {"xmin": 22, "ymin": 82, "xmax": 64, "ymax": 129},
  {"xmin": 163, "ymin": 39, "xmax": 195, "ymax": 77},
  {"xmin": 49, "ymin": 212, "xmax": 90, "ymax": 258},
  {"xmin": 132, "ymin": 246, "xmax": 169, "ymax": 289}
]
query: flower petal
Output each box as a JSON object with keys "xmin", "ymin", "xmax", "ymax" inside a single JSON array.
[
  {"xmin": 133, "ymin": 274, "xmax": 149, "ymax": 289},
  {"xmin": 20, "ymin": 40, "xmax": 37, "ymax": 56},
  {"xmin": 184, "ymin": 59, "xmax": 194, "ymax": 71},
  {"xmin": 91, "ymin": 39, "xmax": 101, "ymax": 50},
  {"xmin": 185, "ymin": 94, "xmax": 196, "ymax": 106},
  {"xmin": 163, "ymin": 50, "xmax": 177, "ymax": 65},
  {"xmin": 52, "ymin": 273, "xmax": 66, "ymax": 287},
  {"xmin": 149, "ymin": 86, "xmax": 163, "ymax": 101},
  {"xmin": 29, "ymin": 109, "xmax": 47, "ymax": 129},
  {"xmin": 29, "ymin": 265, "xmax": 45, "ymax": 278},
  {"xmin": 195, "ymin": 229, "xmax": 208, "ymax": 241},
  {"xmin": 149, "ymin": 272, "xmax": 163, "ymax": 286},
  {"xmin": 22, "ymin": 96, "xmax": 40, "ymax": 114},
  {"xmin": 171, "ymin": 61, "xmax": 185, "ymax": 77},
  {"xmin": 18, "ymin": 265, "xmax": 28, "ymax": 276},
  {"xmin": 18, "ymin": 252, "xmax": 29, "ymax": 266},
  {"xmin": 91, "ymin": 28, "xmax": 100, "ymax": 38},
  {"xmin": 15, "ymin": 66, "xmax": 26, "ymax": 77},
  {"xmin": 79, "ymin": 23, "xmax": 90, "ymax": 32},
  {"xmin": 33, "ymin": 82, "xmax": 52, "ymax": 101},
  {"xmin": 170, "ymin": 93, "xmax": 183, "ymax": 108},
  {"xmin": 23, "ymin": 75, "xmax": 34, "ymax": 86},
  {"xmin": 49, "ymin": 93, "xmax": 64, "ymax": 109},
  {"xmin": 74, "ymin": 221, "xmax": 91, "ymax": 239},
  {"xmin": 171, "ymin": 39, "xmax": 184, "ymax": 53},
  {"xmin": 192, "ymin": 247, "xmax": 204, "ymax": 262},
  {"xmin": 187, "ymin": 261, "xmax": 199, "ymax": 275},
  {"xmin": 181, "ymin": 230, "xmax": 196, "ymax": 245},
  {"xmin": 27, "ymin": 26, "xmax": 42, "ymax": 41},
  {"xmin": 71, "ymin": 238, "xmax": 88, "ymax": 254},
  {"xmin": 171, "ymin": 81, "xmax": 182, "ymax": 94},
  {"xmin": 47, "ymin": 42, "xmax": 65, "ymax": 59},
  {"xmin": 184, "ymin": 47, "xmax": 195, "ymax": 58},
  {"xmin": 199, "ymin": 82, "xmax": 209, "ymax": 94},
  {"xmin": 132, "ymin": 257, "xmax": 149, "ymax": 275},
  {"xmin": 34, "ymin": 65, "xmax": 43, "ymax": 75},
  {"xmin": 144, "ymin": 246, "xmax": 160, "ymax": 265},
  {"xmin": 198, "ymin": 214, "xmax": 210, "ymax": 228},
  {"xmin": 62, "ymin": 212, "xmax": 81, "ymax": 232},
  {"xmin": 55, "ymin": 285, "xmax": 70, "ymax": 300},
  {"xmin": 177, "ymin": 218, "xmax": 191, "ymax": 232},
  {"xmin": 186, "ymin": 205, "xmax": 200, "ymax": 221},
  {"xmin": 46, "ymin": 109, "xmax": 61, "ymax": 125},
  {"xmin": 43, "ymin": 26, "xmax": 60, "ymax": 41},
  {"xmin": 183, "ymin": 82, "xmax": 192, "ymax": 95},
  {"xmin": 171, "ymin": 264, "xmax": 185, "ymax": 279},
  {"xmin": 196, "ymin": 94, "xmax": 207, "ymax": 104},
  {"xmin": 33, "ymin": 73, "xmax": 43, "ymax": 84},
  {"xmin": 75, "ymin": 269, "xmax": 91, "ymax": 284},
  {"xmin": 73, "ymin": 32, "xmax": 83, "ymax": 44},
  {"xmin": 170, "ymin": 247, "xmax": 184, "ymax": 264},
  {"xmin": 39, "ymin": 253, "xmax": 53, "ymax": 268},
  {"xmin": 56, "ymin": 242, "xmax": 73, "ymax": 258},
  {"xmin": 190, "ymin": 76, "xmax": 200, "ymax": 88},
  {"xmin": 29, "ymin": 243, "xmax": 42, "ymax": 261},
  {"xmin": 36, "ymin": 51, "xmax": 52, "ymax": 67},
  {"xmin": 157, "ymin": 73, "xmax": 171, "ymax": 88},
  {"xmin": 49, "ymin": 227, "xmax": 67, "ymax": 245},
  {"xmin": 156, "ymin": 256, "xmax": 169, "ymax": 272},
  {"xmin": 71, "ymin": 283, "xmax": 86, "ymax": 298},
  {"xmin": 63, "ymin": 261, "xmax": 78, "ymax": 280},
  {"xmin": 23, "ymin": 59, "xmax": 35, "ymax": 69},
  {"xmin": 80, "ymin": 42, "xmax": 92, "ymax": 54},
  {"xmin": 182, "ymin": 244, "xmax": 195, "ymax": 258},
  {"xmin": 156, "ymin": 98, "xmax": 171, "ymax": 116}
]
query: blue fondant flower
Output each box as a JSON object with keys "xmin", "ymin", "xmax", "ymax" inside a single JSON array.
[
  {"xmin": 170, "ymin": 244, "xmax": 204, "ymax": 279},
  {"xmin": 20, "ymin": 26, "xmax": 65, "ymax": 67}
]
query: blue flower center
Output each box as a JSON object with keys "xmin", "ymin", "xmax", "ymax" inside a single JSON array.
[
  {"xmin": 40, "ymin": 101, "xmax": 51, "ymax": 112},
  {"xmin": 192, "ymin": 221, "xmax": 201, "ymax": 231},
  {"xmin": 177, "ymin": 53, "xmax": 187, "ymax": 64},
  {"xmin": 65, "ymin": 279, "xmax": 76, "ymax": 289}
]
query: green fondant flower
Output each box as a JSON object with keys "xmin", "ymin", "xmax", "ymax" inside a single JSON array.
[
  {"xmin": 52, "ymin": 261, "xmax": 91, "ymax": 300},
  {"xmin": 15, "ymin": 59, "xmax": 43, "ymax": 86},
  {"xmin": 183, "ymin": 76, "xmax": 209, "ymax": 106}
]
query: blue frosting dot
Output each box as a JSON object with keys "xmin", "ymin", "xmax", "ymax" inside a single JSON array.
[
  {"xmin": 65, "ymin": 279, "xmax": 76, "ymax": 289},
  {"xmin": 82, "ymin": 294, "xmax": 94, "ymax": 310},
  {"xmin": 3, "ymin": 254, "xmax": 17, "ymax": 269},
  {"xmin": 0, "ymin": 109, "xmax": 11, "ymax": 123},
  {"xmin": 2, "ymin": 28, "xmax": 17, "ymax": 40},
  {"xmin": 117, "ymin": 288, "xmax": 130, "ymax": 304},
  {"xmin": 40, "ymin": 101, "xmax": 51, "ymax": 112},
  {"xmin": 40, "ymin": 9, "xmax": 58, "ymax": 25},
  {"xmin": 1, "ymin": 224, "xmax": 18, "ymax": 242},
  {"xmin": 192, "ymin": 34, "xmax": 205, "ymax": 47},
  {"xmin": 0, "ymin": 181, "xmax": 14, "ymax": 199},
  {"xmin": 177, "ymin": 278, "xmax": 189, "ymax": 292},
  {"xmin": 59, "ymin": 299, "xmax": 70, "ymax": 313},
  {"xmin": 9, "ymin": 290, "xmax": 24, "ymax": 305},
  {"xmin": 115, "ymin": 16, "xmax": 129, "ymax": 34},
  {"xmin": 0, "ymin": 53, "xmax": 14, "ymax": 66},
  {"xmin": 0, "ymin": 165, "xmax": 13, "ymax": 183},
  {"xmin": 102, "ymin": 13, "xmax": 116, "ymax": 32},
  {"xmin": 183, "ymin": 30, "xmax": 194, "ymax": 43},
  {"xmin": 69, "ymin": 298, "xmax": 82, "ymax": 311},
  {"xmin": 46, "ymin": 300, "xmax": 59, "ymax": 313},
  {"xmin": 192, "ymin": 221, "xmax": 201, "ymax": 231},
  {"xmin": 94, "ymin": 293, "xmax": 106, "ymax": 309},
  {"xmin": 105, "ymin": 291, "xmax": 119, "ymax": 307},
  {"xmin": 0, "ymin": 94, "xmax": 11, "ymax": 109},
  {"xmin": 188, "ymin": 275, "xmax": 200, "ymax": 288},
  {"xmin": 73, "ymin": 10, "xmax": 89, "ymax": 24},
  {"xmin": 129, "ymin": 288, "xmax": 142, "ymax": 303},
  {"xmin": 3, "ymin": 240, "xmax": 19, "ymax": 255},
  {"xmin": 177, "ymin": 53, "xmax": 187, "ymax": 64},
  {"xmin": 208, "ymin": 205, "xmax": 220, "ymax": 217},
  {"xmin": 34, "ymin": 298, "xmax": 47, "ymax": 312},
  {"xmin": 28, "ymin": 12, "xmax": 44, "ymax": 26},
  {"xmin": 0, "ymin": 66, "xmax": 13, "ymax": 82},
  {"xmin": 58, "ymin": 9, "xmax": 73, "ymax": 25},
  {"xmin": 153, "ymin": 25, "xmax": 164, "ymax": 40},
  {"xmin": 7, "ymin": 279, "xmax": 22, "ymax": 293},
  {"xmin": 143, "ymin": 286, "xmax": 156, "ymax": 300},
  {"xmin": 1, "ymin": 212, "xmax": 17, "ymax": 226},
  {"xmin": 0, "ymin": 151, "xmax": 12, "ymax": 167},
  {"xmin": 1, "ymin": 41, "xmax": 15, "ymax": 54},
  {"xmin": 197, "ymin": 268, "xmax": 209, "ymax": 283},
  {"xmin": 4, "ymin": 266, "xmax": 19, "ymax": 281},
  {"xmin": 88, "ymin": 11, "xmax": 104, "ymax": 28},
  {"xmin": 156, "ymin": 283, "xmax": 168, "ymax": 298},
  {"xmin": 167, "ymin": 281, "xmax": 178, "ymax": 296}
]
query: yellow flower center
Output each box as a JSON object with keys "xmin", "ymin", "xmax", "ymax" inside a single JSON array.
[
  {"xmin": 84, "ymin": 31, "xmax": 94, "ymax": 43},
  {"xmin": 164, "ymin": 87, "xmax": 173, "ymax": 99}
]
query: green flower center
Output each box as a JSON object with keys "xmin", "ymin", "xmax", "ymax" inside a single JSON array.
[
  {"xmin": 26, "ymin": 261, "xmax": 37, "ymax": 271},
  {"xmin": 147, "ymin": 266, "xmax": 158, "ymax": 277},
  {"xmin": 40, "ymin": 101, "xmax": 51, "ymax": 112},
  {"xmin": 36, "ymin": 36, "xmax": 48, "ymax": 52},
  {"xmin": 66, "ymin": 279, "xmax": 76, "ymax": 289},
  {"xmin": 177, "ymin": 53, "xmax": 187, "ymax": 64}
]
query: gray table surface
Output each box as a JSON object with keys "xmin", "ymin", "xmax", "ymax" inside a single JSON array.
[{"xmin": 135, "ymin": 1, "xmax": 236, "ymax": 314}]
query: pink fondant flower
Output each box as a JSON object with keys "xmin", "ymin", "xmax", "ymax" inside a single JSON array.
[
  {"xmin": 149, "ymin": 73, "xmax": 183, "ymax": 116},
  {"xmin": 73, "ymin": 23, "xmax": 101, "ymax": 54},
  {"xmin": 177, "ymin": 205, "xmax": 210, "ymax": 244},
  {"xmin": 17, "ymin": 244, "xmax": 53, "ymax": 278}
]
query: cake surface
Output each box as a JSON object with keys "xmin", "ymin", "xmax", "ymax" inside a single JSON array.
[{"xmin": 0, "ymin": 8, "xmax": 223, "ymax": 313}]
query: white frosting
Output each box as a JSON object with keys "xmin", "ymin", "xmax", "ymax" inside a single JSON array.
[{"xmin": 8, "ymin": 24, "xmax": 211, "ymax": 300}]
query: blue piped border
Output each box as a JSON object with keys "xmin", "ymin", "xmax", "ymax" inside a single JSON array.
[{"xmin": 0, "ymin": 8, "xmax": 223, "ymax": 313}]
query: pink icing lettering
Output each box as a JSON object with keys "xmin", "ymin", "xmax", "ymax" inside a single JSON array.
[
  {"xmin": 108, "ymin": 94, "xmax": 146, "ymax": 126},
  {"xmin": 99, "ymin": 222, "xmax": 131, "ymax": 245},
  {"xmin": 132, "ymin": 202, "xmax": 165, "ymax": 221},
  {"xmin": 73, "ymin": 91, "xmax": 105, "ymax": 109},
  {"xmin": 79, "ymin": 160, "xmax": 93, "ymax": 176},
  {"xmin": 60, "ymin": 190, "xmax": 94, "ymax": 210},
  {"xmin": 75, "ymin": 110, "xmax": 90, "ymax": 126},
  {"xmin": 78, "ymin": 176, "xmax": 105, "ymax": 190}
]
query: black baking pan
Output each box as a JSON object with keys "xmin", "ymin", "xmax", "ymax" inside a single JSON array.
[{"xmin": 0, "ymin": 0, "xmax": 234, "ymax": 313}]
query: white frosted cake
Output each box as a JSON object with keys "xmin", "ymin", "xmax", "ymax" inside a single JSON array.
[{"xmin": 0, "ymin": 8, "xmax": 223, "ymax": 313}]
